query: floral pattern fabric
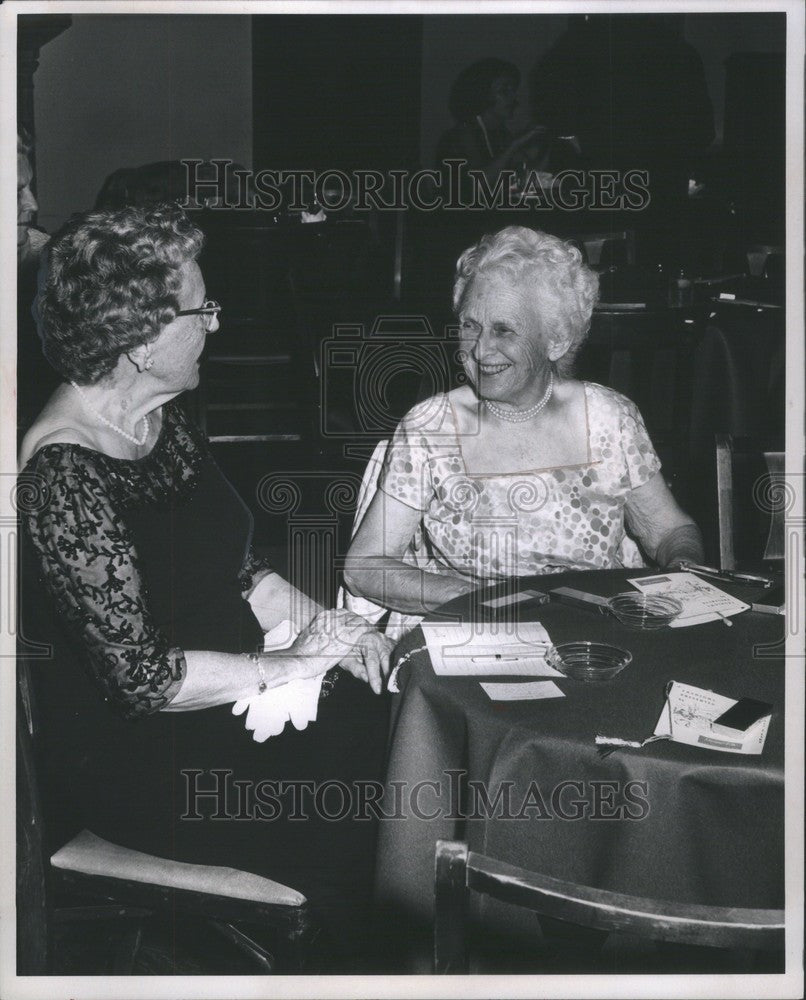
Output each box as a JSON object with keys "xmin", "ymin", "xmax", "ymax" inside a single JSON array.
[{"xmin": 378, "ymin": 382, "xmax": 661, "ymax": 580}]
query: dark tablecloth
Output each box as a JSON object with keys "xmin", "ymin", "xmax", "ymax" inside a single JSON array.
[{"xmin": 374, "ymin": 569, "xmax": 784, "ymax": 941}]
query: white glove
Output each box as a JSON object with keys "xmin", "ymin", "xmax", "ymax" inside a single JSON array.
[{"xmin": 232, "ymin": 621, "xmax": 325, "ymax": 742}]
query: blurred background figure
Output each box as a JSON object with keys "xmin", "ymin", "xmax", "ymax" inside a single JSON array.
[
  {"xmin": 436, "ymin": 57, "xmax": 547, "ymax": 186},
  {"xmin": 531, "ymin": 14, "xmax": 714, "ymax": 263},
  {"xmin": 94, "ymin": 159, "xmax": 252, "ymax": 210},
  {"xmin": 17, "ymin": 127, "xmax": 49, "ymax": 269},
  {"xmin": 18, "ymin": 126, "xmax": 57, "ymax": 440}
]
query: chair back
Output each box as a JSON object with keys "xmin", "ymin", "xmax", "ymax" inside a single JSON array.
[
  {"xmin": 579, "ymin": 307, "xmax": 700, "ymax": 482},
  {"xmin": 716, "ymin": 433, "xmax": 785, "ymax": 571},
  {"xmin": 570, "ymin": 230, "xmax": 636, "ymax": 269},
  {"xmin": 16, "ymin": 658, "xmax": 50, "ymax": 973},
  {"xmin": 745, "ymin": 245, "xmax": 783, "ymax": 279},
  {"xmin": 434, "ymin": 840, "xmax": 785, "ymax": 973}
]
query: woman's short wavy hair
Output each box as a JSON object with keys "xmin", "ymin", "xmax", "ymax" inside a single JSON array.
[
  {"xmin": 449, "ymin": 58, "xmax": 520, "ymax": 123},
  {"xmin": 37, "ymin": 202, "xmax": 203, "ymax": 384},
  {"xmin": 452, "ymin": 226, "xmax": 599, "ymax": 379}
]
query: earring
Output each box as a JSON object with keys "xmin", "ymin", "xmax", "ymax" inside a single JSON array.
[{"xmin": 144, "ymin": 356, "xmax": 154, "ymax": 371}]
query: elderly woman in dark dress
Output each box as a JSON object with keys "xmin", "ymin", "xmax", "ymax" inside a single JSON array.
[{"xmin": 18, "ymin": 203, "xmax": 392, "ymax": 967}]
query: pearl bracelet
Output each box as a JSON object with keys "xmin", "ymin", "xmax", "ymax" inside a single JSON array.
[{"xmin": 244, "ymin": 652, "xmax": 268, "ymax": 694}]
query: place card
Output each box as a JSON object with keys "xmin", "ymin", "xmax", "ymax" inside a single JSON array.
[
  {"xmin": 482, "ymin": 589, "xmax": 549, "ymax": 609},
  {"xmin": 480, "ymin": 681, "xmax": 565, "ymax": 701}
]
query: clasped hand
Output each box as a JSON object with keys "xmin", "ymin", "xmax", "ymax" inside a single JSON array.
[{"xmin": 289, "ymin": 609, "xmax": 394, "ymax": 694}]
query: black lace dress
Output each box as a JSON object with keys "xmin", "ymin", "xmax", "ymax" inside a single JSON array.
[{"xmin": 19, "ymin": 399, "xmax": 388, "ymax": 945}]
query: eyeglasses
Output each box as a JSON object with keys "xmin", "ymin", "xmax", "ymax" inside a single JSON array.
[{"xmin": 175, "ymin": 300, "xmax": 221, "ymax": 332}]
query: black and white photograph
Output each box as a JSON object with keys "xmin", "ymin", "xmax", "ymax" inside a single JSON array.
[{"xmin": 1, "ymin": 2, "xmax": 803, "ymax": 997}]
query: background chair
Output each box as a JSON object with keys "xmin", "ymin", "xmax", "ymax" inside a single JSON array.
[
  {"xmin": 434, "ymin": 839, "xmax": 785, "ymax": 975},
  {"xmin": 569, "ymin": 229, "xmax": 637, "ymax": 269},
  {"xmin": 16, "ymin": 658, "xmax": 316, "ymax": 974},
  {"xmin": 577, "ymin": 306, "xmax": 701, "ymax": 485},
  {"xmin": 716, "ymin": 433, "xmax": 785, "ymax": 572},
  {"xmin": 191, "ymin": 211, "xmax": 320, "ymax": 446},
  {"xmin": 744, "ymin": 244, "xmax": 783, "ymax": 279}
]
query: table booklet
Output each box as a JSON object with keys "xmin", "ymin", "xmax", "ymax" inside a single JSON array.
[
  {"xmin": 422, "ymin": 620, "xmax": 561, "ymax": 676},
  {"xmin": 629, "ymin": 571, "xmax": 749, "ymax": 626},
  {"xmin": 421, "ymin": 620, "xmax": 565, "ymax": 701},
  {"xmin": 654, "ymin": 681, "xmax": 771, "ymax": 755}
]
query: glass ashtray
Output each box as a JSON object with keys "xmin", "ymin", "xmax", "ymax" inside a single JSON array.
[
  {"xmin": 607, "ymin": 592, "xmax": 682, "ymax": 629},
  {"xmin": 546, "ymin": 642, "xmax": 633, "ymax": 683}
]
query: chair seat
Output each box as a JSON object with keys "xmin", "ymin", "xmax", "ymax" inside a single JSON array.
[{"xmin": 51, "ymin": 830, "xmax": 306, "ymax": 908}]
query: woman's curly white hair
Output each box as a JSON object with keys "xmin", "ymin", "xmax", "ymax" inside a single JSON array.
[{"xmin": 452, "ymin": 226, "xmax": 599, "ymax": 379}]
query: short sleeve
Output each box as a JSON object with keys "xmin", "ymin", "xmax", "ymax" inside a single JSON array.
[
  {"xmin": 21, "ymin": 447, "xmax": 186, "ymax": 721},
  {"xmin": 378, "ymin": 397, "xmax": 449, "ymax": 512},
  {"xmin": 618, "ymin": 396, "xmax": 662, "ymax": 490}
]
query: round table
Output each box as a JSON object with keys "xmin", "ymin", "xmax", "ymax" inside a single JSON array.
[{"xmin": 374, "ymin": 569, "xmax": 785, "ymax": 947}]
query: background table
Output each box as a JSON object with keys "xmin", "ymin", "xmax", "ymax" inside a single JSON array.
[{"xmin": 374, "ymin": 569, "xmax": 785, "ymax": 945}]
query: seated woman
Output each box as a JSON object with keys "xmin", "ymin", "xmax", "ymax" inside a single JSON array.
[
  {"xmin": 345, "ymin": 226, "xmax": 704, "ymax": 616},
  {"xmin": 18, "ymin": 203, "xmax": 392, "ymax": 966},
  {"xmin": 435, "ymin": 58, "xmax": 546, "ymax": 186}
]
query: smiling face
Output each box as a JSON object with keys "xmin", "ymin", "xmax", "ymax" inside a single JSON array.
[
  {"xmin": 458, "ymin": 269, "xmax": 554, "ymax": 408},
  {"xmin": 147, "ymin": 261, "xmax": 217, "ymax": 392}
]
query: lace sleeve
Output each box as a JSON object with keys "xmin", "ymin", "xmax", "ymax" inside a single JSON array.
[
  {"xmin": 21, "ymin": 446, "xmax": 186, "ymax": 721},
  {"xmin": 238, "ymin": 546, "xmax": 276, "ymax": 596}
]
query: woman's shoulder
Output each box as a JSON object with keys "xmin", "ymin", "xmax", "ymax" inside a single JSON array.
[
  {"xmin": 582, "ymin": 381, "xmax": 643, "ymax": 418},
  {"xmin": 397, "ymin": 392, "xmax": 454, "ymax": 435},
  {"xmin": 19, "ymin": 392, "xmax": 99, "ymax": 471}
]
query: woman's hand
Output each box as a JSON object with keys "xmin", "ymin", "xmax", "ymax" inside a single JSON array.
[
  {"xmin": 285, "ymin": 609, "xmax": 375, "ymax": 680},
  {"xmin": 334, "ymin": 612, "xmax": 395, "ymax": 694}
]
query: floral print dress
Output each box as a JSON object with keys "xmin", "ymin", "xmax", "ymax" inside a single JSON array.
[{"xmin": 379, "ymin": 382, "xmax": 660, "ymax": 580}]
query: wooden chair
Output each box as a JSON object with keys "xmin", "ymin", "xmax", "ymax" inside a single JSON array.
[
  {"xmin": 578, "ymin": 307, "xmax": 701, "ymax": 483},
  {"xmin": 192, "ymin": 215, "xmax": 317, "ymax": 445},
  {"xmin": 434, "ymin": 840, "xmax": 785, "ymax": 974},
  {"xmin": 745, "ymin": 244, "xmax": 783, "ymax": 279},
  {"xmin": 569, "ymin": 230, "xmax": 636, "ymax": 269},
  {"xmin": 16, "ymin": 659, "xmax": 316, "ymax": 974},
  {"xmin": 716, "ymin": 433, "xmax": 785, "ymax": 571},
  {"xmin": 196, "ymin": 353, "xmax": 311, "ymax": 444}
]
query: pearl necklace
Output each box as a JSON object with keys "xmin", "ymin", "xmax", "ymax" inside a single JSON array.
[
  {"xmin": 483, "ymin": 371, "xmax": 554, "ymax": 424},
  {"xmin": 70, "ymin": 381, "xmax": 150, "ymax": 447}
]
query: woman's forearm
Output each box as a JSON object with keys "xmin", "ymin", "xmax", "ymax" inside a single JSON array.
[
  {"xmin": 344, "ymin": 555, "xmax": 476, "ymax": 615},
  {"xmin": 246, "ymin": 571, "xmax": 323, "ymax": 633},
  {"xmin": 163, "ymin": 647, "xmax": 334, "ymax": 713},
  {"xmin": 654, "ymin": 522, "xmax": 705, "ymax": 570}
]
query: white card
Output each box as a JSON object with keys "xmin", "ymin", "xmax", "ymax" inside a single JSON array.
[
  {"xmin": 482, "ymin": 589, "xmax": 548, "ymax": 609},
  {"xmin": 480, "ymin": 681, "xmax": 565, "ymax": 701}
]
